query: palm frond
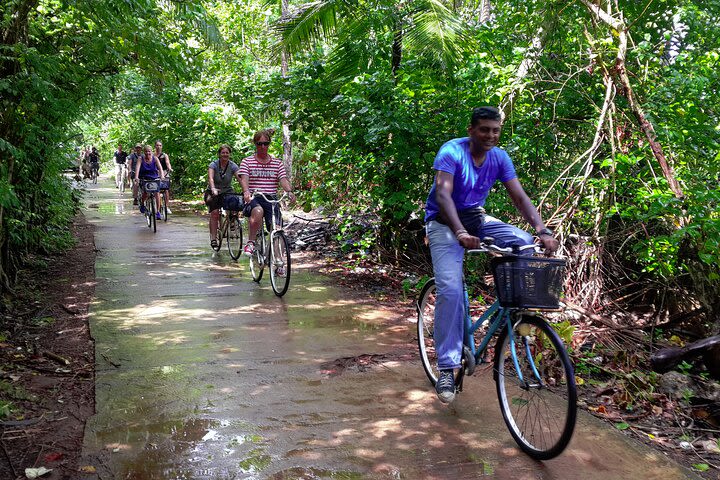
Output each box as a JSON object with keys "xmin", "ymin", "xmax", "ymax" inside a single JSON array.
[
  {"xmin": 403, "ymin": 0, "xmax": 467, "ymax": 70},
  {"xmin": 273, "ymin": 0, "xmax": 350, "ymax": 58}
]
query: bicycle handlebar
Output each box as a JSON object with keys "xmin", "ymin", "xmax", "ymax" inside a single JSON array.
[
  {"xmin": 467, "ymin": 242, "xmax": 542, "ymax": 257},
  {"xmin": 252, "ymin": 191, "xmax": 288, "ymax": 204}
]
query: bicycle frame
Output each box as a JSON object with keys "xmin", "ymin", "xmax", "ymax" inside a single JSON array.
[
  {"xmin": 252, "ymin": 191, "xmax": 288, "ymax": 260},
  {"xmin": 459, "ymin": 252, "xmax": 550, "ymax": 390}
]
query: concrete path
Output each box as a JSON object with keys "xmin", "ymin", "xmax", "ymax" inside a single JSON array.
[{"xmin": 79, "ymin": 177, "xmax": 696, "ymax": 479}]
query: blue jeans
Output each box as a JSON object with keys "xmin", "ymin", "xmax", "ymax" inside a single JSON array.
[{"xmin": 426, "ymin": 216, "xmax": 534, "ymax": 370}]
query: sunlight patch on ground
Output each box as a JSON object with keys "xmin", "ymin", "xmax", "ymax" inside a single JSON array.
[
  {"xmin": 137, "ymin": 330, "xmax": 189, "ymax": 346},
  {"xmin": 369, "ymin": 418, "xmax": 402, "ymax": 439}
]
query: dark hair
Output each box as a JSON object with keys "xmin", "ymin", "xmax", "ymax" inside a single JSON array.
[
  {"xmin": 471, "ymin": 106, "xmax": 502, "ymax": 125},
  {"xmin": 217, "ymin": 144, "xmax": 232, "ymax": 156}
]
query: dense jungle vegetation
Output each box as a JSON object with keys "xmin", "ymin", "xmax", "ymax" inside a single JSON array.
[{"xmin": 1, "ymin": 0, "xmax": 719, "ymax": 332}]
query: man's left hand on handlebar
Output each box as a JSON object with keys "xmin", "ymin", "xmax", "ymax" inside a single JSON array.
[{"xmin": 538, "ymin": 232, "xmax": 559, "ymax": 254}]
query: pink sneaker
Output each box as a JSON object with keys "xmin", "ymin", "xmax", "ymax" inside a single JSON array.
[{"xmin": 243, "ymin": 241, "xmax": 255, "ymax": 256}]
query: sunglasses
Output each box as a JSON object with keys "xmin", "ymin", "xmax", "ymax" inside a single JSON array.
[{"xmin": 255, "ymin": 141, "xmax": 270, "ymax": 147}]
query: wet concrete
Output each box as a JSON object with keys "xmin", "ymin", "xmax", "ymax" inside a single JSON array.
[{"xmin": 80, "ymin": 177, "xmax": 697, "ymax": 479}]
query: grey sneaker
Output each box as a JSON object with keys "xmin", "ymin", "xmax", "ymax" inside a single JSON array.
[{"xmin": 435, "ymin": 370, "xmax": 456, "ymax": 403}]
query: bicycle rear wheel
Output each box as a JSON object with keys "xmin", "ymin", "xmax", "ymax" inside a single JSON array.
[
  {"xmin": 269, "ymin": 231, "xmax": 291, "ymax": 296},
  {"xmin": 417, "ymin": 278, "xmax": 440, "ymax": 386},
  {"xmin": 494, "ymin": 315, "xmax": 577, "ymax": 460},
  {"xmin": 227, "ymin": 215, "xmax": 243, "ymax": 260},
  {"xmin": 249, "ymin": 231, "xmax": 265, "ymax": 282}
]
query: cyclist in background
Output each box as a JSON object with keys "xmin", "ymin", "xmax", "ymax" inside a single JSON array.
[
  {"xmin": 206, "ymin": 144, "xmax": 243, "ymax": 249},
  {"xmin": 113, "ymin": 144, "xmax": 128, "ymax": 189},
  {"xmin": 134, "ymin": 145, "xmax": 165, "ymax": 220},
  {"xmin": 424, "ymin": 106, "xmax": 558, "ymax": 404},
  {"xmin": 127, "ymin": 144, "xmax": 144, "ymax": 205},
  {"xmin": 240, "ymin": 129, "xmax": 295, "ymax": 257},
  {"xmin": 88, "ymin": 147, "xmax": 100, "ymax": 178},
  {"xmin": 155, "ymin": 140, "xmax": 173, "ymax": 214}
]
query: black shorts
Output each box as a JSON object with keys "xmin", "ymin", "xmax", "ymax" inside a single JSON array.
[{"xmin": 243, "ymin": 196, "xmax": 281, "ymax": 231}]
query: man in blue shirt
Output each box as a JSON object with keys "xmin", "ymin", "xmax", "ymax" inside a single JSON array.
[{"xmin": 425, "ymin": 106, "xmax": 558, "ymax": 403}]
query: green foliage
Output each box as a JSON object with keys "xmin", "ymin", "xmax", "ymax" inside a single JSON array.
[
  {"xmin": 0, "ymin": 400, "xmax": 13, "ymax": 420},
  {"xmin": 0, "ymin": 0, "xmax": 222, "ymax": 295},
  {"xmin": 4, "ymin": 0, "xmax": 720, "ymax": 333}
]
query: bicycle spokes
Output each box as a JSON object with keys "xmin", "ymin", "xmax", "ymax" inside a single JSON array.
[{"xmin": 495, "ymin": 316, "xmax": 576, "ymax": 460}]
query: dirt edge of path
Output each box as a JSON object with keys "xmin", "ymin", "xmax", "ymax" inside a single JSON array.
[{"xmin": 0, "ymin": 212, "xmax": 96, "ymax": 480}]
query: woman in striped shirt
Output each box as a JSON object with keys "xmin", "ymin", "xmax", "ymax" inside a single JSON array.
[{"xmin": 240, "ymin": 129, "xmax": 295, "ymax": 256}]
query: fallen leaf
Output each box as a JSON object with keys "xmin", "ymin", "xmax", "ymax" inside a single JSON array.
[
  {"xmin": 700, "ymin": 440, "xmax": 720, "ymax": 454},
  {"xmin": 651, "ymin": 405, "xmax": 663, "ymax": 416},
  {"xmin": 25, "ymin": 467, "xmax": 52, "ymax": 478},
  {"xmin": 44, "ymin": 452, "xmax": 63, "ymax": 462},
  {"xmin": 79, "ymin": 465, "xmax": 96, "ymax": 473},
  {"xmin": 589, "ymin": 405, "xmax": 608, "ymax": 415}
]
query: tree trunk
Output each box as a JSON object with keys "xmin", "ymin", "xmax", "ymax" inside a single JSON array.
[
  {"xmin": 580, "ymin": 0, "xmax": 684, "ymax": 199},
  {"xmin": 280, "ymin": 0, "xmax": 293, "ymax": 176},
  {"xmin": 391, "ymin": 27, "xmax": 402, "ymax": 78}
]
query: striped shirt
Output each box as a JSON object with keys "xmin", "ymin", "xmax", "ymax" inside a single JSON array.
[{"xmin": 239, "ymin": 155, "xmax": 287, "ymax": 194}]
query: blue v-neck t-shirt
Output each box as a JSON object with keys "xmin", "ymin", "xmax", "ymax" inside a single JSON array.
[{"xmin": 424, "ymin": 137, "xmax": 517, "ymax": 222}]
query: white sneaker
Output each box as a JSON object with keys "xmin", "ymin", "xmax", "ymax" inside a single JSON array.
[{"xmin": 166, "ymin": 207, "xmax": 172, "ymax": 214}]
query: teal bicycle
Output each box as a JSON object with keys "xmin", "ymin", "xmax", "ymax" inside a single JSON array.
[{"xmin": 417, "ymin": 242, "xmax": 577, "ymax": 460}]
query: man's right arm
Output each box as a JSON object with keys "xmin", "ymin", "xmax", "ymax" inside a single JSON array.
[{"xmin": 435, "ymin": 171, "xmax": 480, "ymax": 249}]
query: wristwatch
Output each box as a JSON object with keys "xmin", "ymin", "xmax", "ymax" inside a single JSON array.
[{"xmin": 537, "ymin": 227, "xmax": 554, "ymax": 237}]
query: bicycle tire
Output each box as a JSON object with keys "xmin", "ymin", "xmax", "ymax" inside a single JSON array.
[
  {"xmin": 150, "ymin": 197, "xmax": 156, "ymax": 233},
  {"xmin": 212, "ymin": 216, "xmax": 223, "ymax": 251},
  {"xmin": 144, "ymin": 197, "xmax": 152, "ymax": 229},
  {"xmin": 161, "ymin": 194, "xmax": 168, "ymax": 222},
  {"xmin": 227, "ymin": 215, "xmax": 243, "ymax": 260},
  {"xmin": 494, "ymin": 315, "xmax": 577, "ymax": 460},
  {"xmin": 417, "ymin": 278, "xmax": 440, "ymax": 386},
  {"xmin": 249, "ymin": 231, "xmax": 265, "ymax": 282},
  {"xmin": 269, "ymin": 231, "xmax": 291, "ymax": 296}
]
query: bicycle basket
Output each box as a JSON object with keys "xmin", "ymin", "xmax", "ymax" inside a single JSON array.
[
  {"xmin": 223, "ymin": 194, "xmax": 243, "ymax": 211},
  {"xmin": 141, "ymin": 181, "xmax": 159, "ymax": 192},
  {"xmin": 157, "ymin": 179, "xmax": 171, "ymax": 191},
  {"xmin": 491, "ymin": 256, "xmax": 566, "ymax": 309}
]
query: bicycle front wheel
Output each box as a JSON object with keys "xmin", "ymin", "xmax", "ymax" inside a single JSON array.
[
  {"xmin": 144, "ymin": 198, "xmax": 152, "ymax": 229},
  {"xmin": 249, "ymin": 231, "xmax": 265, "ymax": 282},
  {"xmin": 212, "ymin": 217, "xmax": 223, "ymax": 252},
  {"xmin": 150, "ymin": 198, "xmax": 157, "ymax": 233},
  {"xmin": 161, "ymin": 194, "xmax": 168, "ymax": 222},
  {"xmin": 226, "ymin": 215, "xmax": 243, "ymax": 260},
  {"xmin": 494, "ymin": 315, "xmax": 577, "ymax": 460},
  {"xmin": 417, "ymin": 278, "xmax": 440, "ymax": 386},
  {"xmin": 269, "ymin": 231, "xmax": 291, "ymax": 296}
]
